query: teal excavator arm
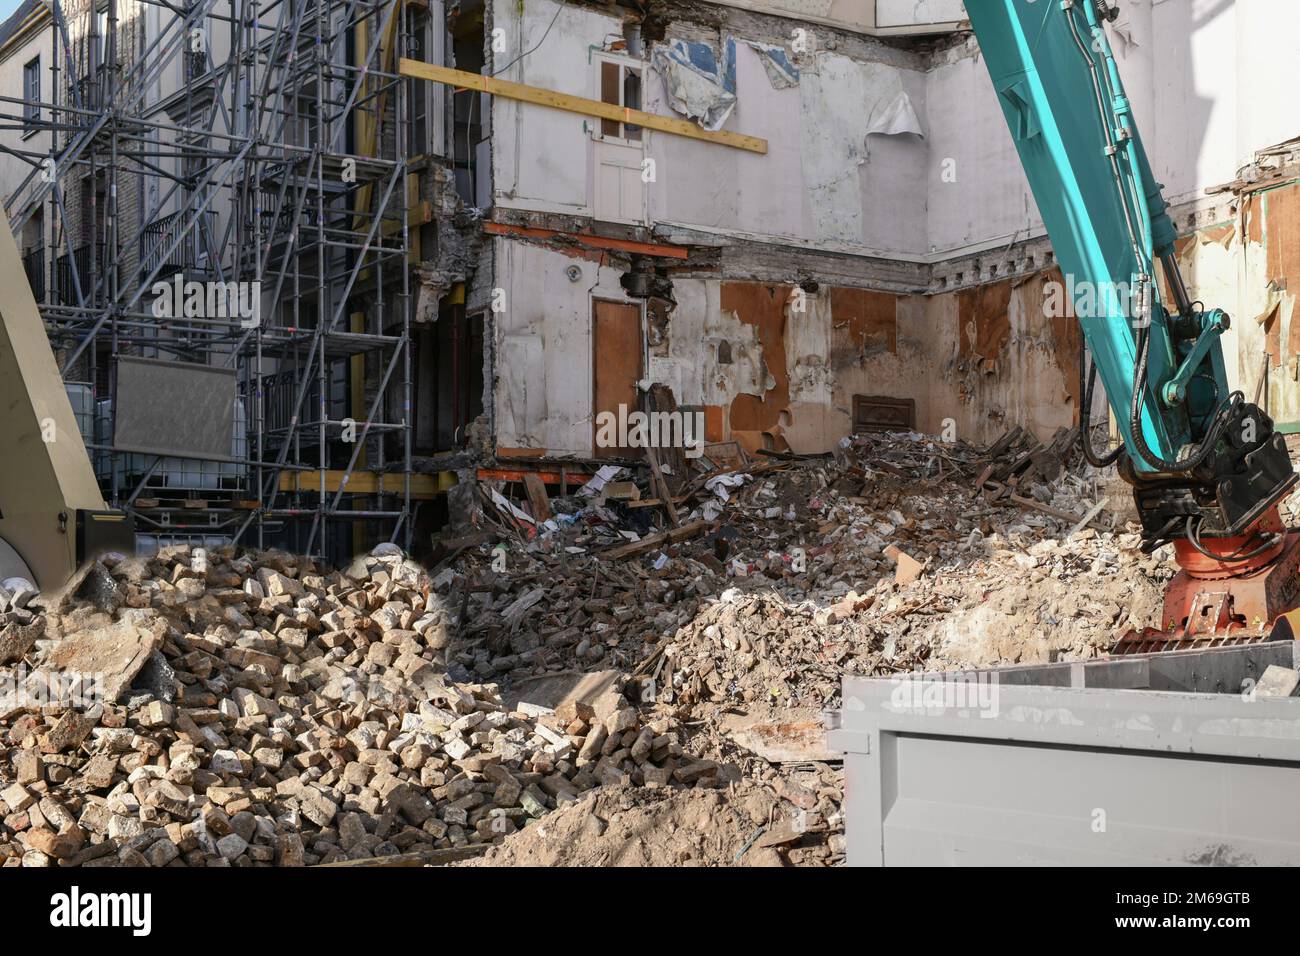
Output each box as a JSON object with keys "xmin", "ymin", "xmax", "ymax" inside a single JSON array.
[{"xmin": 966, "ymin": 0, "xmax": 1296, "ymax": 551}]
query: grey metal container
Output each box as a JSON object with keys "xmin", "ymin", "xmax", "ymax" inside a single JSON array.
[{"xmin": 828, "ymin": 642, "xmax": 1300, "ymax": 865}]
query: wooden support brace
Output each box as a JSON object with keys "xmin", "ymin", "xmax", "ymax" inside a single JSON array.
[{"xmin": 399, "ymin": 58, "xmax": 768, "ymax": 155}]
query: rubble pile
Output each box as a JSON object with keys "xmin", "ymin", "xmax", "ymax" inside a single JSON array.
[
  {"xmin": 468, "ymin": 778, "xmax": 833, "ymax": 867},
  {"xmin": 0, "ymin": 547, "xmax": 718, "ymax": 868},
  {"xmin": 436, "ymin": 427, "xmax": 1163, "ymax": 867},
  {"xmin": 453, "ymin": 428, "xmax": 1162, "ymax": 694},
  {"xmin": 0, "ymin": 427, "xmax": 1169, "ymax": 868}
]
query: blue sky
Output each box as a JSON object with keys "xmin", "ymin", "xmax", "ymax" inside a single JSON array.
[{"xmin": 0, "ymin": 0, "xmax": 23, "ymax": 28}]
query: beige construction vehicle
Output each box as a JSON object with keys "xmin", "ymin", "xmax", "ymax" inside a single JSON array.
[{"xmin": 0, "ymin": 208, "xmax": 133, "ymax": 592}]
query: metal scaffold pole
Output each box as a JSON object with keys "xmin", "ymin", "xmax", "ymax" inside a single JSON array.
[{"xmin": 0, "ymin": 0, "xmax": 415, "ymax": 564}]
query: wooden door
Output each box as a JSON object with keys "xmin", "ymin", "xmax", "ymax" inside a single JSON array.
[{"xmin": 592, "ymin": 299, "xmax": 643, "ymax": 458}]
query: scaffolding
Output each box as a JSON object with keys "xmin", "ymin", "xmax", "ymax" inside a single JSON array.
[{"xmin": 0, "ymin": 0, "xmax": 416, "ymax": 562}]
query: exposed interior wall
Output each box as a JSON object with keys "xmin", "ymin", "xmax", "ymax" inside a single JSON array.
[
  {"xmin": 1172, "ymin": 180, "xmax": 1300, "ymax": 431},
  {"xmin": 490, "ymin": 0, "xmax": 608, "ymax": 218},
  {"xmin": 484, "ymin": 0, "xmax": 1300, "ymax": 460},
  {"xmin": 490, "ymin": 0, "xmax": 932, "ymax": 258},
  {"xmin": 645, "ymin": 40, "xmax": 929, "ymax": 256},
  {"xmin": 492, "ymin": 236, "xmax": 640, "ymax": 458},
  {"xmin": 493, "ymin": 236, "xmax": 1084, "ymax": 455}
]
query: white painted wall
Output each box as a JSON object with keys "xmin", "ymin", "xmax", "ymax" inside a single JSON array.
[
  {"xmin": 492, "ymin": 0, "xmax": 933, "ymax": 258},
  {"xmin": 493, "ymin": 237, "xmax": 642, "ymax": 456},
  {"xmin": 927, "ymin": 0, "xmax": 1300, "ymax": 254},
  {"xmin": 491, "ymin": 0, "xmax": 615, "ymax": 219},
  {"xmin": 493, "ymin": 0, "xmax": 1299, "ymax": 262}
]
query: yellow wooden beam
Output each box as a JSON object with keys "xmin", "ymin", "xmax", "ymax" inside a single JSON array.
[
  {"xmin": 279, "ymin": 470, "xmax": 448, "ymax": 498},
  {"xmin": 399, "ymin": 58, "xmax": 768, "ymax": 155}
]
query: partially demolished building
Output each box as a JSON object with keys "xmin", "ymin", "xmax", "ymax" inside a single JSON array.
[
  {"xmin": 455, "ymin": 0, "xmax": 1300, "ymax": 470},
  {"xmin": 0, "ymin": 0, "xmax": 1297, "ymax": 557}
]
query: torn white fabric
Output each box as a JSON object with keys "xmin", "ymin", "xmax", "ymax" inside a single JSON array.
[{"xmin": 864, "ymin": 85, "xmax": 924, "ymax": 138}]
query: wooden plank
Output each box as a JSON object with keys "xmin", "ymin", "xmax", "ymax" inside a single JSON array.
[
  {"xmin": 399, "ymin": 58, "xmax": 768, "ymax": 155},
  {"xmin": 278, "ymin": 469, "xmax": 441, "ymax": 498},
  {"xmin": 625, "ymin": 493, "xmax": 690, "ymax": 509},
  {"xmin": 604, "ymin": 481, "xmax": 641, "ymax": 501},
  {"xmin": 476, "ymin": 467, "xmax": 593, "ymax": 486},
  {"xmin": 522, "ymin": 472, "xmax": 552, "ymax": 521},
  {"xmin": 483, "ymin": 221, "xmax": 689, "ymax": 259},
  {"xmin": 601, "ymin": 519, "xmax": 709, "ymax": 561},
  {"xmin": 719, "ymin": 708, "xmax": 840, "ymax": 763},
  {"xmin": 476, "ymin": 467, "xmax": 594, "ymax": 486},
  {"xmin": 644, "ymin": 444, "xmax": 681, "ymax": 527}
]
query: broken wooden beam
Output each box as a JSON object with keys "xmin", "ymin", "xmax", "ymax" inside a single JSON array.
[
  {"xmin": 522, "ymin": 472, "xmax": 552, "ymax": 522},
  {"xmin": 600, "ymin": 519, "xmax": 710, "ymax": 561},
  {"xmin": 483, "ymin": 221, "xmax": 690, "ymax": 260},
  {"xmin": 644, "ymin": 444, "xmax": 681, "ymax": 527},
  {"xmin": 982, "ymin": 480, "xmax": 1113, "ymax": 532}
]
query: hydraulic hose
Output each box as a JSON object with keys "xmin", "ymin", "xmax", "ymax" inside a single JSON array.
[
  {"xmin": 1127, "ymin": 323, "xmax": 1243, "ymax": 475},
  {"xmin": 1065, "ymin": 3, "xmax": 1238, "ymax": 476},
  {"xmin": 1079, "ymin": 357, "xmax": 1124, "ymax": 467},
  {"xmin": 1185, "ymin": 516, "xmax": 1282, "ymax": 565}
]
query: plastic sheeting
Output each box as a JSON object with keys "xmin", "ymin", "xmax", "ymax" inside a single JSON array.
[
  {"xmin": 652, "ymin": 38, "xmax": 738, "ymax": 131},
  {"xmin": 744, "ymin": 39, "xmax": 800, "ymax": 89}
]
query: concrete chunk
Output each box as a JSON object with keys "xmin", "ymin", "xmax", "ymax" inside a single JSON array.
[{"xmin": 1255, "ymin": 665, "xmax": 1300, "ymax": 698}]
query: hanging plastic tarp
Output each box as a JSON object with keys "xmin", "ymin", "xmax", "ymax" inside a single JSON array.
[
  {"xmin": 743, "ymin": 40, "xmax": 799, "ymax": 90},
  {"xmin": 652, "ymin": 38, "xmax": 737, "ymax": 132}
]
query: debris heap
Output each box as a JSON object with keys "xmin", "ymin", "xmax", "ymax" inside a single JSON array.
[
  {"xmin": 0, "ymin": 428, "xmax": 1169, "ymax": 868},
  {"xmin": 453, "ymin": 428, "xmax": 1164, "ymax": 696},
  {"xmin": 0, "ymin": 547, "xmax": 716, "ymax": 867},
  {"xmin": 435, "ymin": 427, "xmax": 1164, "ymax": 866}
]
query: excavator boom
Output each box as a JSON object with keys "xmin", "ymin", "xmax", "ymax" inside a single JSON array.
[{"xmin": 966, "ymin": 0, "xmax": 1300, "ymax": 649}]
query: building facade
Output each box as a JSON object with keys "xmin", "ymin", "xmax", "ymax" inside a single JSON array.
[{"xmin": 0, "ymin": 0, "xmax": 1297, "ymax": 555}]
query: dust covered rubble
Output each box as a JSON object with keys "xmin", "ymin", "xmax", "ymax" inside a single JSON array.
[
  {"xmin": 0, "ymin": 432, "xmax": 1172, "ymax": 868},
  {"xmin": 0, "ymin": 545, "xmax": 718, "ymax": 868},
  {"xmin": 444, "ymin": 431, "xmax": 1169, "ymax": 703},
  {"xmin": 467, "ymin": 778, "xmax": 838, "ymax": 867},
  {"xmin": 438, "ymin": 430, "xmax": 1163, "ymax": 866}
]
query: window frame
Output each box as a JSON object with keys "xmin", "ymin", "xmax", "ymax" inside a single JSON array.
[
  {"xmin": 592, "ymin": 53, "xmax": 644, "ymax": 146},
  {"xmin": 22, "ymin": 56, "xmax": 40, "ymax": 137}
]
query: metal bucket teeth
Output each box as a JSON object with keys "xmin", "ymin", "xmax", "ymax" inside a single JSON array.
[{"xmin": 1109, "ymin": 628, "xmax": 1278, "ymax": 656}]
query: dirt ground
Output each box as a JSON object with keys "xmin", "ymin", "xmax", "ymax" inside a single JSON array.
[{"xmin": 469, "ymin": 781, "xmax": 812, "ymax": 867}]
